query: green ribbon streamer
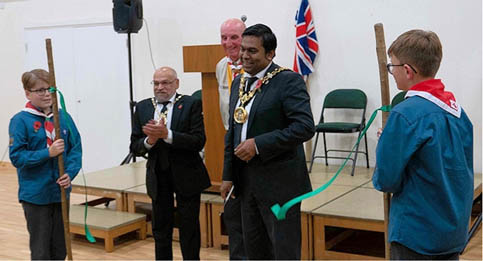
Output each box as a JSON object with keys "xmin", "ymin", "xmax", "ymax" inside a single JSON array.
[
  {"xmin": 271, "ymin": 105, "xmax": 392, "ymax": 220},
  {"xmin": 49, "ymin": 87, "xmax": 96, "ymax": 243},
  {"xmin": 49, "ymin": 87, "xmax": 75, "ymax": 142}
]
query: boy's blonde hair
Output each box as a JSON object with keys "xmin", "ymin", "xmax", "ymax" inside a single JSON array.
[{"xmin": 21, "ymin": 69, "xmax": 49, "ymax": 90}]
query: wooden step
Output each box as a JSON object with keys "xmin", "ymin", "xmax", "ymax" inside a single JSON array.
[{"xmin": 69, "ymin": 205, "xmax": 146, "ymax": 252}]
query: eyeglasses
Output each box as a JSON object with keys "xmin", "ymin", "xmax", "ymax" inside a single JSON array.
[
  {"xmin": 29, "ymin": 87, "xmax": 50, "ymax": 95},
  {"xmin": 386, "ymin": 63, "xmax": 418, "ymax": 75},
  {"xmin": 151, "ymin": 79, "xmax": 176, "ymax": 87}
]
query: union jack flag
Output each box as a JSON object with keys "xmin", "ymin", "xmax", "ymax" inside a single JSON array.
[{"xmin": 293, "ymin": 0, "xmax": 319, "ymax": 75}]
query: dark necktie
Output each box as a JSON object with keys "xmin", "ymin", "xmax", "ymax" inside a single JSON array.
[
  {"xmin": 159, "ymin": 101, "xmax": 170, "ymax": 113},
  {"xmin": 157, "ymin": 101, "xmax": 170, "ymax": 171},
  {"xmin": 245, "ymin": 76, "xmax": 258, "ymax": 93}
]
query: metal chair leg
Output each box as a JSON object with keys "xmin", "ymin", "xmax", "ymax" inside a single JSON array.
[
  {"xmin": 461, "ymin": 213, "xmax": 482, "ymax": 254},
  {"xmin": 323, "ymin": 132, "xmax": 328, "ymax": 166},
  {"xmin": 309, "ymin": 132, "xmax": 320, "ymax": 173},
  {"xmin": 364, "ymin": 131, "xmax": 370, "ymax": 168},
  {"xmin": 351, "ymin": 131, "xmax": 362, "ymax": 176}
]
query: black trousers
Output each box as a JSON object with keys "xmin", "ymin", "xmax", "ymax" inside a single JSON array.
[
  {"xmin": 22, "ymin": 201, "xmax": 66, "ymax": 260},
  {"xmin": 390, "ymin": 242, "xmax": 459, "ymax": 260},
  {"xmin": 223, "ymin": 196, "xmax": 246, "ymax": 260},
  {"xmin": 239, "ymin": 164, "xmax": 302, "ymax": 260},
  {"xmin": 151, "ymin": 170, "xmax": 201, "ymax": 260}
]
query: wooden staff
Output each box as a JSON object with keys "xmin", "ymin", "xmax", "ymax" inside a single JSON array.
[
  {"xmin": 46, "ymin": 38, "xmax": 73, "ymax": 261},
  {"xmin": 374, "ymin": 23, "xmax": 391, "ymax": 260}
]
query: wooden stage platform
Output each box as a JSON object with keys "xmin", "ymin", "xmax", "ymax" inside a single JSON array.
[
  {"xmin": 68, "ymin": 160, "xmax": 482, "ymax": 259},
  {"xmin": 1, "ymin": 160, "xmax": 478, "ymax": 259}
]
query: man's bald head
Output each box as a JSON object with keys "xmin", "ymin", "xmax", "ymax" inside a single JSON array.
[
  {"xmin": 221, "ymin": 18, "xmax": 245, "ymax": 33},
  {"xmin": 220, "ymin": 18, "xmax": 246, "ymax": 61},
  {"xmin": 154, "ymin": 66, "xmax": 177, "ymax": 78},
  {"xmin": 152, "ymin": 66, "xmax": 179, "ymax": 102}
]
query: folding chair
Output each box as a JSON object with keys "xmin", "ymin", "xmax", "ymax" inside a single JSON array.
[{"xmin": 309, "ymin": 89, "xmax": 369, "ymax": 176}]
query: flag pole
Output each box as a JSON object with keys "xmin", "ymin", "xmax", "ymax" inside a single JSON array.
[
  {"xmin": 304, "ymin": 74, "xmax": 313, "ymax": 162},
  {"xmin": 374, "ymin": 23, "xmax": 391, "ymax": 260},
  {"xmin": 46, "ymin": 38, "xmax": 73, "ymax": 261}
]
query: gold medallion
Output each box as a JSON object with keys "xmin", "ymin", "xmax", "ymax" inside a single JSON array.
[
  {"xmin": 159, "ymin": 112, "xmax": 168, "ymax": 125},
  {"xmin": 234, "ymin": 106, "xmax": 248, "ymax": 123},
  {"xmin": 234, "ymin": 67, "xmax": 290, "ymax": 125}
]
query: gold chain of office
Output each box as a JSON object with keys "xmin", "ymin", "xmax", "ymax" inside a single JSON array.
[
  {"xmin": 234, "ymin": 67, "xmax": 290, "ymax": 123},
  {"xmin": 151, "ymin": 94, "xmax": 183, "ymax": 124}
]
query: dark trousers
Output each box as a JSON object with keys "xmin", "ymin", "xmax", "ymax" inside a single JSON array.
[
  {"xmin": 151, "ymin": 171, "xmax": 201, "ymax": 260},
  {"xmin": 239, "ymin": 164, "xmax": 301, "ymax": 260},
  {"xmin": 390, "ymin": 242, "xmax": 459, "ymax": 260},
  {"xmin": 22, "ymin": 201, "xmax": 66, "ymax": 260},
  {"xmin": 223, "ymin": 196, "xmax": 246, "ymax": 260}
]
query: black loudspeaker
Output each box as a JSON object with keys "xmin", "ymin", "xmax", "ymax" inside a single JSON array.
[{"xmin": 113, "ymin": 0, "xmax": 143, "ymax": 33}]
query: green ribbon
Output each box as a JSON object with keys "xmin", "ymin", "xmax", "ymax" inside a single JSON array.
[
  {"xmin": 271, "ymin": 105, "xmax": 392, "ymax": 220},
  {"xmin": 49, "ymin": 87, "xmax": 96, "ymax": 243},
  {"xmin": 80, "ymin": 168, "xmax": 96, "ymax": 243},
  {"xmin": 48, "ymin": 87, "xmax": 75, "ymax": 143}
]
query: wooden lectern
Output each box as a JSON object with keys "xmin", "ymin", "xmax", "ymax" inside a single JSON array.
[{"xmin": 183, "ymin": 45, "xmax": 226, "ymax": 191}]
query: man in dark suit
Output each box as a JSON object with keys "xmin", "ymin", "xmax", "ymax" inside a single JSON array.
[
  {"xmin": 216, "ymin": 17, "xmax": 247, "ymax": 260},
  {"xmin": 130, "ymin": 66, "xmax": 211, "ymax": 260},
  {"xmin": 220, "ymin": 24, "xmax": 315, "ymax": 260}
]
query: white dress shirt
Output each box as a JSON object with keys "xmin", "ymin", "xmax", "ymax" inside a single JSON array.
[
  {"xmin": 237, "ymin": 62, "xmax": 272, "ymax": 143},
  {"xmin": 144, "ymin": 93, "xmax": 177, "ymax": 149}
]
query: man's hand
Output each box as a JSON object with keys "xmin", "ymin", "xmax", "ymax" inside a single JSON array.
[
  {"xmin": 220, "ymin": 181, "xmax": 234, "ymax": 200},
  {"xmin": 234, "ymin": 138, "xmax": 256, "ymax": 162},
  {"xmin": 143, "ymin": 119, "xmax": 168, "ymax": 141},
  {"xmin": 56, "ymin": 173, "xmax": 71, "ymax": 189},
  {"xmin": 49, "ymin": 139, "xmax": 65, "ymax": 157}
]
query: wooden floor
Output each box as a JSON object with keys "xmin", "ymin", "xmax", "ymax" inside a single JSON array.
[{"xmin": 0, "ymin": 162, "xmax": 481, "ymax": 260}]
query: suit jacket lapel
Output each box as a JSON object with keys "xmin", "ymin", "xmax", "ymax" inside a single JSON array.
[
  {"xmin": 247, "ymin": 63, "xmax": 279, "ymax": 131},
  {"xmin": 146, "ymin": 98, "xmax": 156, "ymax": 123},
  {"xmin": 229, "ymin": 79, "xmax": 241, "ymax": 124},
  {"xmin": 170, "ymin": 93, "xmax": 183, "ymax": 131}
]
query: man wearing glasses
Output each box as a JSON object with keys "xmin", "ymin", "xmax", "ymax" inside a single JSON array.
[
  {"xmin": 130, "ymin": 66, "xmax": 211, "ymax": 260},
  {"xmin": 373, "ymin": 30, "xmax": 474, "ymax": 260}
]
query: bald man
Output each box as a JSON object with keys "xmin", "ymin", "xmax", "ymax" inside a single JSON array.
[
  {"xmin": 216, "ymin": 18, "xmax": 246, "ymax": 130},
  {"xmin": 130, "ymin": 67, "xmax": 211, "ymax": 260},
  {"xmin": 216, "ymin": 18, "xmax": 247, "ymax": 260}
]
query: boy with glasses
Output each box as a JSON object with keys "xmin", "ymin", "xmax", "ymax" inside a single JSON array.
[
  {"xmin": 9, "ymin": 69, "xmax": 82, "ymax": 260},
  {"xmin": 373, "ymin": 30, "xmax": 474, "ymax": 260}
]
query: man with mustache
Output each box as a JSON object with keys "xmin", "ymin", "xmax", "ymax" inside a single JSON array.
[{"xmin": 130, "ymin": 66, "xmax": 211, "ymax": 260}]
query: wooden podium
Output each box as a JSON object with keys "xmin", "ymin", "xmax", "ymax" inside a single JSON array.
[{"xmin": 183, "ymin": 44, "xmax": 226, "ymax": 191}]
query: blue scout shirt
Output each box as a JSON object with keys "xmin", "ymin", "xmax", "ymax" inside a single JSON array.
[
  {"xmin": 373, "ymin": 95, "xmax": 473, "ymax": 255},
  {"xmin": 9, "ymin": 109, "xmax": 82, "ymax": 205}
]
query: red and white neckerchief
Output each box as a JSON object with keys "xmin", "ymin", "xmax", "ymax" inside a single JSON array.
[
  {"xmin": 227, "ymin": 58, "xmax": 244, "ymax": 94},
  {"xmin": 22, "ymin": 102, "xmax": 56, "ymax": 147},
  {"xmin": 406, "ymin": 79, "xmax": 461, "ymax": 118},
  {"xmin": 227, "ymin": 58, "xmax": 243, "ymax": 77}
]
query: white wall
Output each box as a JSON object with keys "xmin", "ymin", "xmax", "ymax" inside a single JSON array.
[
  {"xmin": 1, "ymin": 0, "xmax": 481, "ymax": 173},
  {"xmin": 0, "ymin": 6, "xmax": 25, "ymax": 162}
]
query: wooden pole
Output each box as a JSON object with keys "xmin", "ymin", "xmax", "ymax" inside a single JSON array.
[
  {"xmin": 46, "ymin": 38, "xmax": 73, "ymax": 261},
  {"xmin": 304, "ymin": 75, "xmax": 313, "ymax": 162},
  {"xmin": 374, "ymin": 23, "xmax": 391, "ymax": 260}
]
